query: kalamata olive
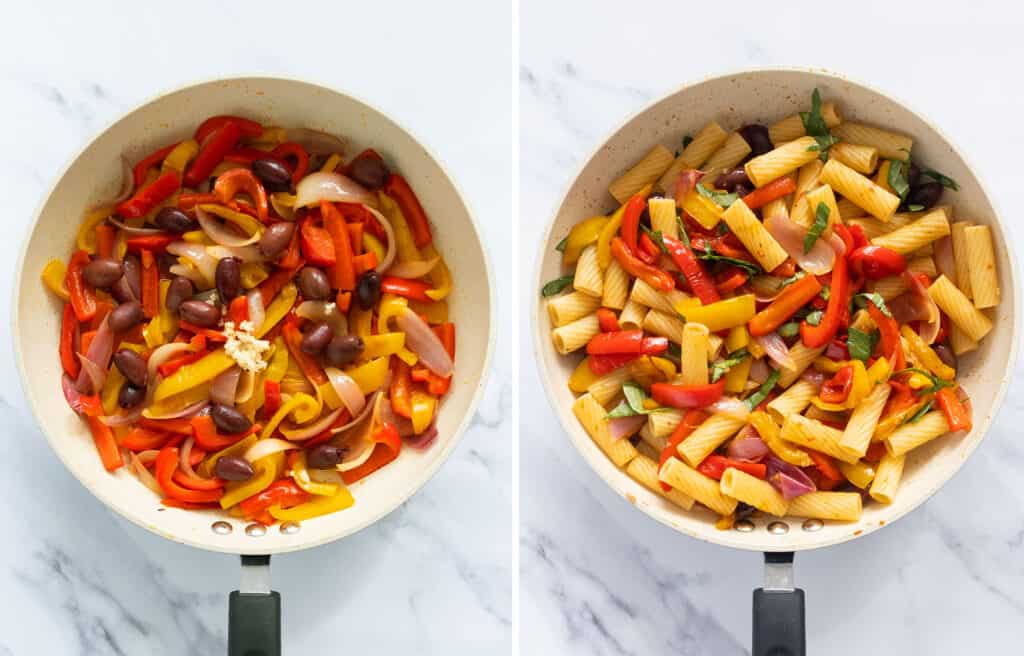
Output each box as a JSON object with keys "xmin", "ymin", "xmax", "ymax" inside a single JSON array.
[
  {"xmin": 355, "ymin": 270, "xmax": 382, "ymax": 310},
  {"xmin": 108, "ymin": 301, "xmax": 145, "ymax": 332},
  {"xmin": 739, "ymin": 124, "xmax": 773, "ymax": 156},
  {"xmin": 259, "ymin": 222, "xmax": 295, "ymax": 259},
  {"xmin": 82, "ymin": 257, "xmax": 124, "ymax": 288},
  {"xmin": 908, "ymin": 163, "xmax": 921, "ymax": 189},
  {"xmin": 734, "ymin": 183, "xmax": 752, "ymax": 198},
  {"xmin": 298, "ymin": 267, "xmax": 331, "ymax": 300},
  {"xmin": 214, "ymin": 455, "xmax": 255, "ymax": 481},
  {"xmin": 252, "ymin": 158, "xmax": 292, "ymax": 192},
  {"xmin": 157, "ymin": 252, "xmax": 178, "ymax": 279},
  {"xmin": 307, "ymin": 444, "xmax": 345, "ymax": 469},
  {"xmin": 165, "ymin": 276, "xmax": 194, "ymax": 312},
  {"xmin": 216, "ymin": 257, "xmax": 242, "ymax": 303},
  {"xmin": 154, "ymin": 207, "xmax": 195, "ymax": 233},
  {"xmin": 325, "ymin": 334, "xmax": 364, "ymax": 366},
  {"xmin": 110, "ymin": 276, "xmax": 136, "ymax": 303},
  {"xmin": 118, "ymin": 383, "xmax": 145, "ymax": 409},
  {"xmin": 349, "ymin": 154, "xmax": 391, "ymax": 190},
  {"xmin": 300, "ymin": 322, "xmax": 333, "ymax": 354},
  {"xmin": 907, "ymin": 182, "xmax": 942, "ymax": 211},
  {"xmin": 211, "ymin": 404, "xmax": 252, "ymax": 434},
  {"xmin": 179, "ymin": 300, "xmax": 221, "ymax": 327},
  {"xmin": 715, "ymin": 167, "xmax": 751, "ymax": 192},
  {"xmin": 113, "ymin": 349, "xmax": 148, "ymax": 387}
]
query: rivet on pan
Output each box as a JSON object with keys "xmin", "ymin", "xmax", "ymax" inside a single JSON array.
[
  {"xmin": 245, "ymin": 523, "xmax": 267, "ymax": 537},
  {"xmin": 767, "ymin": 521, "xmax": 790, "ymax": 535},
  {"xmin": 211, "ymin": 521, "xmax": 232, "ymax": 535},
  {"xmin": 802, "ymin": 519, "xmax": 824, "ymax": 532},
  {"xmin": 734, "ymin": 519, "xmax": 755, "ymax": 532},
  {"xmin": 280, "ymin": 522, "xmax": 301, "ymax": 535}
]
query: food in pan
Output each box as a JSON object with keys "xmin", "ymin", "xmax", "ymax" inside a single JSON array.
[
  {"xmin": 42, "ymin": 114, "xmax": 455, "ymax": 524},
  {"xmin": 543, "ymin": 89, "xmax": 996, "ymax": 527}
]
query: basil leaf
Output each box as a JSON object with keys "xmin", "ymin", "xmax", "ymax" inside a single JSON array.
[
  {"xmin": 541, "ymin": 275, "xmax": 575, "ymax": 297},
  {"xmin": 696, "ymin": 183, "xmax": 738, "ymax": 208},
  {"xmin": 605, "ymin": 399, "xmax": 637, "ymax": 418},
  {"xmin": 904, "ymin": 400, "xmax": 934, "ymax": 425},
  {"xmin": 919, "ymin": 168, "xmax": 960, "ymax": 191},
  {"xmin": 804, "ymin": 202, "xmax": 830, "ymax": 253},
  {"xmin": 665, "ymin": 341, "xmax": 682, "ymax": 363},
  {"xmin": 710, "ymin": 348, "xmax": 750, "ymax": 383},
  {"xmin": 640, "ymin": 225, "xmax": 669, "ymax": 254},
  {"xmin": 888, "ymin": 159, "xmax": 911, "ymax": 201},
  {"xmin": 682, "ymin": 135, "xmax": 694, "ymax": 149},
  {"xmin": 820, "ymin": 285, "xmax": 831, "ymax": 301},
  {"xmin": 744, "ymin": 369, "xmax": 781, "ymax": 410},
  {"xmin": 676, "ymin": 215, "xmax": 691, "ymax": 248},
  {"xmin": 805, "ymin": 310, "xmax": 824, "ymax": 326},
  {"xmin": 779, "ymin": 271, "xmax": 806, "ymax": 289},
  {"xmin": 696, "ymin": 247, "xmax": 762, "ymax": 276},
  {"xmin": 555, "ymin": 236, "xmax": 568, "ymax": 252},
  {"xmin": 855, "ymin": 292, "xmax": 892, "ymax": 318},
  {"xmin": 605, "ymin": 383, "xmax": 669, "ymax": 418},
  {"xmin": 896, "ymin": 368, "xmax": 956, "ymax": 394},
  {"xmin": 799, "ymin": 88, "xmax": 838, "ymax": 161},
  {"xmin": 779, "ymin": 322, "xmax": 800, "ymax": 338},
  {"xmin": 847, "ymin": 327, "xmax": 879, "ymax": 362}
]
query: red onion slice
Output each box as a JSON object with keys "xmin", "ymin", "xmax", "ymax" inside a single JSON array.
[
  {"xmin": 800, "ymin": 368, "xmax": 827, "ymax": 387},
  {"xmin": 207, "ymin": 244, "xmax": 265, "ymax": 263},
  {"xmin": 727, "ymin": 435, "xmax": 770, "ymax": 462},
  {"xmin": 337, "ymin": 439, "xmax": 376, "ymax": 472},
  {"xmin": 247, "ymin": 290, "xmax": 266, "ymax": 334},
  {"xmin": 295, "ymin": 172, "xmax": 374, "ymax": 208},
  {"xmin": 144, "ymin": 400, "xmax": 208, "ymax": 420},
  {"xmin": 280, "ymin": 407, "xmax": 345, "ymax": 441},
  {"xmin": 196, "ymin": 206, "xmax": 261, "ymax": 247},
  {"xmin": 167, "ymin": 241, "xmax": 218, "ymax": 282},
  {"xmin": 235, "ymin": 370, "xmax": 256, "ymax": 405},
  {"xmin": 179, "ymin": 436, "xmax": 209, "ymax": 481},
  {"xmin": 749, "ymin": 358, "xmax": 771, "ymax": 384},
  {"xmin": 754, "ymin": 332, "xmax": 796, "ymax": 372},
  {"xmin": 765, "ymin": 455, "xmax": 817, "ymax": 500},
  {"xmin": 329, "ymin": 391, "xmax": 381, "ymax": 436},
  {"xmin": 108, "ymin": 217, "xmax": 167, "ymax": 236},
  {"xmin": 826, "ymin": 232, "xmax": 847, "ymax": 258},
  {"xmin": 324, "ymin": 367, "xmax": 367, "ymax": 417},
  {"xmin": 169, "ymin": 263, "xmax": 205, "ymax": 287},
  {"xmin": 363, "ymin": 205, "xmax": 398, "ymax": 273},
  {"xmin": 386, "ymin": 256, "xmax": 440, "ymax": 280},
  {"xmin": 147, "ymin": 342, "xmax": 194, "ymax": 384},
  {"xmin": 751, "ymin": 275, "xmax": 786, "ymax": 303},
  {"xmin": 405, "ymin": 422, "xmax": 438, "ymax": 449},
  {"xmin": 708, "ymin": 396, "xmax": 751, "ymax": 420},
  {"xmin": 379, "ymin": 398, "xmax": 416, "ymax": 437},
  {"xmin": 905, "ymin": 271, "xmax": 941, "ymax": 344},
  {"xmin": 396, "ymin": 307, "xmax": 454, "ymax": 377},
  {"xmin": 673, "ymin": 169, "xmax": 703, "ymax": 206},
  {"xmin": 934, "ymin": 236, "xmax": 956, "ymax": 281},
  {"xmin": 243, "ymin": 438, "xmax": 299, "ymax": 462},
  {"xmin": 62, "ymin": 374, "xmax": 85, "ymax": 414},
  {"xmin": 764, "ymin": 213, "xmax": 836, "ymax": 276},
  {"xmin": 607, "ymin": 415, "xmax": 646, "ymax": 441},
  {"xmin": 98, "ymin": 408, "xmax": 144, "ymax": 426},
  {"xmin": 210, "ymin": 367, "xmax": 242, "ymax": 406},
  {"xmin": 75, "ymin": 315, "xmax": 115, "ymax": 394},
  {"xmin": 129, "ymin": 452, "xmax": 164, "ymax": 496},
  {"xmin": 296, "ymin": 301, "xmax": 347, "ymax": 336}
]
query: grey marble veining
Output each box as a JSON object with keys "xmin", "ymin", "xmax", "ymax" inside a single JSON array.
[
  {"xmin": 0, "ymin": 1, "xmax": 514, "ymax": 653},
  {"xmin": 520, "ymin": 0, "xmax": 1024, "ymax": 654}
]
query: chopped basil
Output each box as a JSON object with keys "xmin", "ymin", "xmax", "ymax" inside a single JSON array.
[
  {"xmin": 804, "ymin": 202, "xmax": 829, "ymax": 253},
  {"xmin": 716, "ymin": 221, "xmax": 730, "ymax": 236},
  {"xmin": 555, "ymin": 236, "xmax": 568, "ymax": 252},
  {"xmin": 676, "ymin": 215, "xmax": 691, "ymax": 248},
  {"xmin": 744, "ymin": 369, "xmax": 781, "ymax": 410},
  {"xmin": 805, "ymin": 310, "xmax": 824, "ymax": 326},
  {"xmin": 605, "ymin": 382, "xmax": 667, "ymax": 418},
  {"xmin": 697, "ymin": 246, "xmax": 762, "ymax": 276},
  {"xmin": 855, "ymin": 292, "xmax": 892, "ymax": 318},
  {"xmin": 779, "ymin": 322, "xmax": 800, "ymax": 338},
  {"xmin": 682, "ymin": 135, "xmax": 694, "ymax": 149},
  {"xmin": 820, "ymin": 285, "xmax": 831, "ymax": 301},
  {"xmin": 665, "ymin": 342, "xmax": 682, "ymax": 362},
  {"xmin": 897, "ymin": 368, "xmax": 956, "ymax": 394},
  {"xmin": 779, "ymin": 271, "xmax": 806, "ymax": 289},
  {"xmin": 640, "ymin": 224, "xmax": 669, "ymax": 254},
  {"xmin": 541, "ymin": 274, "xmax": 574, "ymax": 297},
  {"xmin": 710, "ymin": 348, "xmax": 750, "ymax": 383},
  {"xmin": 887, "ymin": 159, "xmax": 911, "ymax": 201},
  {"xmin": 919, "ymin": 168, "xmax": 960, "ymax": 191},
  {"xmin": 904, "ymin": 400, "xmax": 934, "ymax": 425},
  {"xmin": 799, "ymin": 88, "xmax": 838, "ymax": 161},
  {"xmin": 907, "ymin": 204, "xmax": 925, "ymax": 212},
  {"xmin": 696, "ymin": 183, "xmax": 738, "ymax": 208},
  {"xmin": 847, "ymin": 327, "xmax": 879, "ymax": 362}
]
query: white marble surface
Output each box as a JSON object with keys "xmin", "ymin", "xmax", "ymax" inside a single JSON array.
[
  {"xmin": 520, "ymin": 1, "xmax": 1024, "ymax": 654},
  {"xmin": 0, "ymin": 1, "xmax": 514, "ymax": 653}
]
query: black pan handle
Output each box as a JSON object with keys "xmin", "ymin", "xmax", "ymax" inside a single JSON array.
[
  {"xmin": 228, "ymin": 555, "xmax": 281, "ymax": 656},
  {"xmin": 752, "ymin": 552, "xmax": 805, "ymax": 656}
]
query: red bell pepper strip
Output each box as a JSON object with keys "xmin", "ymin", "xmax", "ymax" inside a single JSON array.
[
  {"xmin": 611, "ymin": 237, "xmax": 676, "ymax": 292},
  {"xmin": 270, "ymin": 142, "xmax": 310, "ymax": 184},
  {"xmin": 588, "ymin": 353, "xmax": 639, "ymax": 375},
  {"xmin": 116, "ymin": 170, "xmax": 180, "ymax": 219},
  {"xmin": 748, "ymin": 274, "xmax": 822, "ymax": 336},
  {"xmin": 820, "ymin": 366, "xmax": 854, "ymax": 404},
  {"xmin": 213, "ymin": 168, "xmax": 269, "ymax": 224},
  {"xmin": 65, "ymin": 250, "xmax": 98, "ymax": 322},
  {"xmin": 322, "ymin": 201, "xmax": 356, "ymax": 290},
  {"xmin": 380, "ymin": 276, "xmax": 433, "ymax": 303},
  {"xmin": 658, "ymin": 409, "xmax": 708, "ymax": 490},
  {"xmin": 390, "ymin": 360, "xmax": 414, "ymax": 418},
  {"xmin": 140, "ymin": 249, "xmax": 159, "ymax": 319},
  {"xmin": 194, "ymin": 115, "xmax": 262, "ymax": 144},
  {"xmin": 59, "ymin": 303, "xmax": 81, "ymax": 378},
  {"xmin": 935, "ymin": 387, "xmax": 972, "ymax": 432},
  {"xmin": 586, "ymin": 330, "xmax": 643, "ymax": 355},
  {"xmin": 715, "ymin": 266, "xmax": 749, "ymax": 295},
  {"xmin": 177, "ymin": 192, "xmax": 219, "ymax": 210},
  {"xmin": 118, "ymin": 427, "xmax": 172, "ymax": 451},
  {"xmin": 224, "ymin": 148, "xmax": 281, "ymax": 166},
  {"xmin": 864, "ymin": 441, "xmax": 888, "ymax": 463},
  {"xmin": 738, "ymin": 176, "xmax": 797, "ymax": 210},
  {"xmin": 85, "ymin": 415, "xmax": 124, "ymax": 471},
  {"xmin": 346, "ymin": 222, "xmax": 364, "ymax": 255},
  {"xmin": 410, "ymin": 324, "xmax": 455, "ymax": 396},
  {"xmin": 335, "ymin": 291, "xmax": 352, "ymax": 313},
  {"xmin": 239, "ymin": 479, "xmax": 310, "ymax": 521},
  {"xmin": 262, "ymin": 380, "xmax": 282, "ymax": 419},
  {"xmin": 384, "ymin": 173, "xmax": 433, "ymax": 248},
  {"xmin": 172, "ymin": 468, "xmax": 225, "ymax": 491},
  {"xmin": 800, "ymin": 256, "xmax": 848, "ymax": 348},
  {"xmin": 154, "ymin": 447, "xmax": 223, "ymax": 503},
  {"xmin": 770, "ymin": 259, "xmax": 797, "ymax": 279},
  {"xmin": 848, "ymin": 245, "xmax": 907, "ymax": 280},
  {"xmin": 157, "ymin": 349, "xmax": 208, "ymax": 378},
  {"xmin": 184, "ymin": 121, "xmax": 242, "ymax": 188},
  {"xmin": 258, "ymin": 259, "xmax": 303, "ymax": 307},
  {"xmin": 95, "ymin": 224, "xmax": 116, "ymax": 258},
  {"xmin": 662, "ymin": 235, "xmax": 720, "ymax": 305},
  {"xmin": 191, "ymin": 415, "xmax": 260, "ymax": 452},
  {"xmin": 352, "ymin": 252, "xmax": 378, "ymax": 276},
  {"xmin": 124, "ymin": 234, "xmax": 178, "ymax": 253},
  {"xmin": 227, "ymin": 295, "xmax": 249, "ymax": 325},
  {"xmin": 884, "ymin": 380, "xmax": 917, "ymax": 417},
  {"xmin": 132, "ymin": 142, "xmax": 179, "ymax": 188},
  {"xmin": 342, "ymin": 423, "xmax": 402, "ymax": 484},
  {"xmin": 848, "ymin": 223, "xmax": 870, "ymax": 250},
  {"xmin": 832, "ymin": 223, "xmax": 855, "ymax": 255},
  {"xmin": 637, "ymin": 233, "xmax": 660, "ymax": 264},
  {"xmin": 696, "ymin": 455, "xmax": 767, "ymax": 480},
  {"xmin": 177, "ymin": 322, "xmax": 227, "ymax": 342},
  {"xmin": 282, "ymin": 320, "xmax": 328, "ymax": 386},
  {"xmin": 866, "ymin": 300, "xmax": 905, "ymax": 371},
  {"xmin": 596, "ymin": 308, "xmax": 620, "ymax": 333},
  {"xmin": 826, "ymin": 339, "xmax": 849, "ymax": 361},
  {"xmin": 650, "ymin": 379, "xmax": 726, "ymax": 409},
  {"xmin": 806, "ymin": 449, "xmax": 844, "ymax": 482},
  {"xmin": 299, "ymin": 221, "xmax": 337, "ymax": 267},
  {"xmin": 619, "ymin": 194, "xmax": 646, "ymax": 253}
]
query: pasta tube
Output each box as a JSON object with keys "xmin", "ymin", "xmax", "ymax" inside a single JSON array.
[
  {"xmin": 720, "ymin": 468, "xmax": 788, "ymax": 517},
  {"xmin": 829, "ymin": 142, "xmax": 879, "ymax": 174},
  {"xmin": 786, "ymin": 491, "xmax": 862, "ymax": 521},
  {"xmin": 928, "ymin": 275, "xmax": 993, "ymax": 341},
  {"xmin": 679, "ymin": 322, "xmax": 710, "ymax": 386},
  {"xmin": 840, "ymin": 382, "xmax": 891, "ymax": 457},
  {"xmin": 869, "ymin": 452, "xmax": 905, "ymax": 504},
  {"xmin": 768, "ymin": 103, "xmax": 842, "ymax": 144},
  {"xmin": 626, "ymin": 454, "xmax": 695, "ymax": 510},
  {"xmin": 720, "ymin": 200, "xmax": 789, "ymax": 271},
  {"xmin": 609, "ymin": 144, "xmax": 675, "ymax": 204},
  {"xmin": 573, "ymin": 393, "xmax": 637, "ymax": 467},
  {"xmin": 601, "ymin": 259, "xmax": 629, "ymax": 310},
  {"xmin": 551, "ymin": 313, "xmax": 600, "ymax": 355},
  {"xmin": 885, "ymin": 411, "xmax": 950, "ymax": 457},
  {"xmin": 870, "ymin": 208, "xmax": 950, "ymax": 255},
  {"xmin": 780, "ymin": 414, "xmax": 860, "ymax": 464},
  {"xmin": 677, "ymin": 414, "xmax": 745, "ymax": 467},
  {"xmin": 657, "ymin": 121, "xmax": 729, "ymax": 191},
  {"xmin": 648, "ymin": 197, "xmax": 678, "ymax": 240},
  {"xmin": 766, "ymin": 380, "xmax": 817, "ymax": 425},
  {"xmin": 573, "ymin": 245, "xmax": 604, "ymax": 297},
  {"xmin": 699, "ymin": 132, "xmax": 752, "ymax": 179},
  {"xmin": 832, "ymin": 122, "xmax": 913, "ymax": 160},
  {"xmin": 745, "ymin": 136, "xmax": 820, "ymax": 187},
  {"xmin": 819, "ymin": 158, "xmax": 899, "ymax": 222},
  {"xmin": 963, "ymin": 225, "xmax": 999, "ymax": 309},
  {"xmin": 950, "ymin": 221, "xmax": 974, "ymax": 300},
  {"xmin": 659, "ymin": 457, "xmax": 738, "ymax": 516},
  {"xmin": 617, "ymin": 299, "xmax": 647, "ymax": 331},
  {"xmin": 547, "ymin": 291, "xmax": 601, "ymax": 327}
]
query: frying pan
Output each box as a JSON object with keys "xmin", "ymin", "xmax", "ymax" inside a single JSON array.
[
  {"xmin": 13, "ymin": 76, "xmax": 495, "ymax": 656},
  {"xmin": 532, "ymin": 68, "xmax": 1019, "ymax": 655}
]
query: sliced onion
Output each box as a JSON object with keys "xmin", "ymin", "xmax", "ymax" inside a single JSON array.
[
  {"xmin": 108, "ymin": 217, "xmax": 167, "ymax": 236},
  {"xmin": 764, "ymin": 213, "xmax": 836, "ymax": 275},
  {"xmin": 129, "ymin": 452, "xmax": 164, "ymax": 496},
  {"xmin": 329, "ymin": 391, "xmax": 381, "ymax": 436},
  {"xmin": 800, "ymin": 368, "xmax": 827, "ymax": 387},
  {"xmin": 906, "ymin": 271, "xmax": 941, "ymax": 344},
  {"xmin": 235, "ymin": 370, "xmax": 256, "ymax": 404},
  {"xmin": 75, "ymin": 315, "xmax": 115, "ymax": 394},
  {"xmin": 337, "ymin": 439, "xmax": 376, "ymax": 472},
  {"xmin": 206, "ymin": 244, "xmax": 265, "ymax": 262},
  {"xmin": 279, "ymin": 407, "xmax": 345, "ymax": 441},
  {"xmin": 324, "ymin": 367, "xmax": 366, "ymax": 417},
  {"xmin": 89, "ymin": 155, "xmax": 133, "ymax": 211},
  {"xmin": 179, "ymin": 436, "xmax": 207, "ymax": 481},
  {"xmin": 379, "ymin": 398, "xmax": 415, "ymax": 437},
  {"xmin": 751, "ymin": 275, "xmax": 786, "ymax": 303},
  {"xmin": 243, "ymin": 438, "xmax": 299, "ymax": 462},
  {"xmin": 284, "ymin": 127, "xmax": 346, "ymax": 156},
  {"xmin": 708, "ymin": 396, "xmax": 750, "ymax": 421},
  {"xmin": 167, "ymin": 241, "xmax": 218, "ymax": 282},
  {"xmin": 386, "ymin": 256, "xmax": 440, "ymax": 280},
  {"xmin": 144, "ymin": 400, "xmax": 208, "ymax": 420},
  {"xmin": 727, "ymin": 435, "xmax": 769, "ymax": 462},
  {"xmin": 396, "ymin": 307, "xmax": 453, "ymax": 376},
  {"xmin": 296, "ymin": 300, "xmax": 347, "ymax": 336},
  {"xmin": 76, "ymin": 354, "xmax": 106, "ymax": 396},
  {"xmin": 673, "ymin": 169, "xmax": 703, "ymax": 206},
  {"xmin": 295, "ymin": 172, "xmax": 374, "ymax": 208},
  {"xmin": 98, "ymin": 408, "xmax": 143, "ymax": 426},
  {"xmin": 749, "ymin": 358, "xmax": 771, "ymax": 384},
  {"xmin": 754, "ymin": 332, "xmax": 796, "ymax": 372},
  {"xmin": 169, "ymin": 263, "xmax": 205, "ymax": 287},
  {"xmin": 406, "ymin": 423, "xmax": 438, "ymax": 450},
  {"xmin": 934, "ymin": 236, "xmax": 956, "ymax": 281},
  {"xmin": 196, "ymin": 206, "xmax": 261, "ymax": 247},
  {"xmin": 247, "ymin": 290, "xmax": 266, "ymax": 334},
  {"xmin": 307, "ymin": 467, "xmax": 345, "ymax": 487},
  {"xmin": 62, "ymin": 374, "xmax": 85, "ymax": 414},
  {"xmin": 210, "ymin": 367, "xmax": 242, "ymax": 406},
  {"xmin": 363, "ymin": 205, "xmax": 398, "ymax": 273},
  {"xmin": 608, "ymin": 415, "xmax": 646, "ymax": 441},
  {"xmin": 826, "ymin": 232, "xmax": 847, "ymax": 258},
  {"xmin": 147, "ymin": 342, "xmax": 194, "ymax": 384},
  {"xmin": 136, "ymin": 450, "xmax": 160, "ymax": 466},
  {"xmin": 766, "ymin": 456, "xmax": 817, "ymax": 500}
]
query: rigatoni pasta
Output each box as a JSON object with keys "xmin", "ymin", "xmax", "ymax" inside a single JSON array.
[{"xmin": 609, "ymin": 144, "xmax": 675, "ymax": 204}]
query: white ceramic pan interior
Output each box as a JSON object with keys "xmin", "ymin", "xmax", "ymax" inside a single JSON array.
[
  {"xmin": 534, "ymin": 68, "xmax": 1019, "ymax": 552},
  {"xmin": 14, "ymin": 76, "xmax": 494, "ymax": 555}
]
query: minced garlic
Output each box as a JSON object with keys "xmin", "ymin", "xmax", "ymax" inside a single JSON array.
[{"xmin": 223, "ymin": 320, "xmax": 271, "ymax": 373}]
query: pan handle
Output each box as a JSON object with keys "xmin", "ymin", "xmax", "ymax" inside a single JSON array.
[
  {"xmin": 752, "ymin": 551, "xmax": 805, "ymax": 656},
  {"xmin": 229, "ymin": 555, "xmax": 281, "ymax": 656}
]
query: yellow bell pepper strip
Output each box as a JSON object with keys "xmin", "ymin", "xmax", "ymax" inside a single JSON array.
[
  {"xmin": 320, "ymin": 153, "xmax": 344, "ymax": 173},
  {"xmin": 240, "ymin": 479, "xmax": 311, "ymax": 523},
  {"xmin": 350, "ymin": 306, "xmax": 373, "ymax": 338},
  {"xmin": 420, "ymin": 244, "xmax": 452, "ymax": 301},
  {"xmin": 265, "ymin": 338, "xmax": 289, "ymax": 382},
  {"xmin": 723, "ymin": 326, "xmax": 752, "ymax": 393},
  {"xmin": 839, "ymin": 461, "xmax": 877, "ymax": 489},
  {"xmin": 749, "ymin": 410, "xmax": 814, "ymax": 467},
  {"xmin": 674, "ymin": 294, "xmax": 757, "ymax": 333},
  {"xmin": 377, "ymin": 294, "xmax": 409, "ymax": 333},
  {"xmin": 813, "ymin": 357, "xmax": 847, "ymax": 374},
  {"xmin": 597, "ymin": 184, "xmax": 652, "ymax": 269},
  {"xmin": 240, "ymin": 262, "xmax": 269, "ymax": 288},
  {"xmin": 561, "ymin": 215, "xmax": 610, "ymax": 265},
  {"xmin": 362, "ymin": 232, "xmax": 386, "ymax": 264},
  {"xmin": 158, "ymin": 279, "xmax": 177, "ymax": 336},
  {"xmin": 360, "ymin": 333, "xmax": 408, "ymax": 360},
  {"xmin": 146, "ymin": 383, "xmax": 211, "ymax": 419},
  {"xmin": 41, "ymin": 259, "xmax": 70, "ymax": 300},
  {"xmin": 680, "ymin": 188, "xmax": 724, "ymax": 230},
  {"xmin": 319, "ymin": 381, "xmax": 344, "ymax": 411},
  {"xmin": 220, "ymin": 452, "xmax": 285, "ymax": 509},
  {"xmin": 100, "ymin": 364, "xmax": 125, "ymax": 416},
  {"xmin": 237, "ymin": 370, "xmax": 267, "ymax": 422},
  {"xmin": 410, "ymin": 389, "xmax": 437, "ymax": 433},
  {"xmin": 255, "ymin": 283, "xmax": 298, "ymax": 339},
  {"xmin": 261, "ymin": 392, "xmax": 319, "ymax": 439},
  {"xmin": 408, "ymin": 298, "xmax": 448, "ymax": 324},
  {"xmin": 345, "ymin": 357, "xmax": 390, "ymax": 395},
  {"xmin": 270, "ymin": 192, "xmax": 297, "ymax": 220},
  {"xmin": 142, "ymin": 315, "xmax": 163, "ymax": 348},
  {"xmin": 651, "ymin": 356, "xmax": 677, "ymax": 380},
  {"xmin": 153, "ymin": 351, "xmax": 234, "ymax": 402},
  {"xmin": 75, "ymin": 205, "xmax": 114, "ymax": 253},
  {"xmin": 290, "ymin": 451, "xmax": 341, "ymax": 496},
  {"xmin": 867, "ymin": 356, "xmax": 891, "ymax": 386},
  {"xmin": 197, "ymin": 204, "xmax": 263, "ymax": 240},
  {"xmin": 161, "ymin": 139, "xmax": 200, "ymax": 176},
  {"xmin": 199, "ymin": 434, "xmax": 257, "ymax": 478},
  {"xmin": 378, "ymin": 191, "xmax": 420, "ymax": 263},
  {"xmin": 341, "ymin": 423, "xmax": 403, "ymax": 485},
  {"xmin": 900, "ymin": 325, "xmax": 955, "ymax": 380},
  {"xmin": 568, "ymin": 357, "xmax": 601, "ymax": 393},
  {"xmin": 269, "ymin": 483, "xmax": 354, "ymax": 520}
]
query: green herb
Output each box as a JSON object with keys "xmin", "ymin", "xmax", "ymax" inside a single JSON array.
[
  {"xmin": 716, "ymin": 221, "xmax": 730, "ymax": 236},
  {"xmin": 682, "ymin": 135, "xmax": 694, "ymax": 149},
  {"xmin": 779, "ymin": 322, "xmax": 800, "ymax": 338},
  {"xmin": 696, "ymin": 183, "xmax": 738, "ymax": 208},
  {"xmin": 640, "ymin": 225, "xmax": 669, "ymax": 254},
  {"xmin": 820, "ymin": 285, "xmax": 831, "ymax": 301},
  {"xmin": 804, "ymin": 202, "xmax": 830, "ymax": 253},
  {"xmin": 541, "ymin": 275, "xmax": 574, "ymax": 297},
  {"xmin": 697, "ymin": 246, "xmax": 762, "ymax": 276},
  {"xmin": 555, "ymin": 236, "xmax": 568, "ymax": 252},
  {"xmin": 904, "ymin": 400, "xmax": 934, "ymax": 424},
  {"xmin": 907, "ymin": 204, "xmax": 924, "ymax": 212},
  {"xmin": 887, "ymin": 159, "xmax": 911, "ymax": 201},
  {"xmin": 605, "ymin": 383, "xmax": 668, "ymax": 418},
  {"xmin": 855, "ymin": 292, "xmax": 892, "ymax": 318},
  {"xmin": 805, "ymin": 310, "xmax": 824, "ymax": 326},
  {"xmin": 919, "ymin": 168, "xmax": 960, "ymax": 191},
  {"xmin": 676, "ymin": 215, "xmax": 691, "ymax": 248},
  {"xmin": 896, "ymin": 368, "xmax": 956, "ymax": 394},
  {"xmin": 799, "ymin": 88, "xmax": 839, "ymax": 161},
  {"xmin": 666, "ymin": 342, "xmax": 682, "ymax": 362},
  {"xmin": 710, "ymin": 348, "xmax": 750, "ymax": 383},
  {"xmin": 847, "ymin": 327, "xmax": 879, "ymax": 362},
  {"xmin": 744, "ymin": 370, "xmax": 781, "ymax": 410},
  {"xmin": 779, "ymin": 271, "xmax": 806, "ymax": 289}
]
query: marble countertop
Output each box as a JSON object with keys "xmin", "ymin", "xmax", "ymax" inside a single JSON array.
[
  {"xmin": 520, "ymin": 1, "xmax": 1024, "ymax": 654},
  {"xmin": 0, "ymin": 1, "xmax": 514, "ymax": 653}
]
